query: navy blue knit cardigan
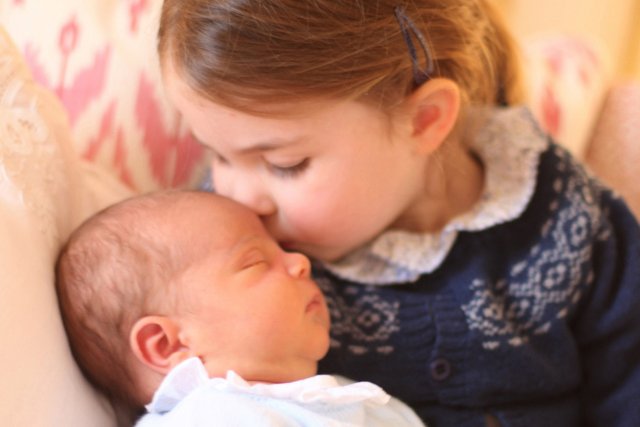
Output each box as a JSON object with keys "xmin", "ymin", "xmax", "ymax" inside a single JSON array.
[{"xmin": 317, "ymin": 138, "xmax": 640, "ymax": 426}]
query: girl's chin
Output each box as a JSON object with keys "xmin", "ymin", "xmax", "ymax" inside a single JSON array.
[
  {"xmin": 279, "ymin": 241, "xmax": 350, "ymax": 263},
  {"xmin": 278, "ymin": 241, "xmax": 295, "ymax": 251}
]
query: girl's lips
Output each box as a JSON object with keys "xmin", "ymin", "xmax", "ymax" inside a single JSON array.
[{"xmin": 279, "ymin": 241, "xmax": 295, "ymax": 250}]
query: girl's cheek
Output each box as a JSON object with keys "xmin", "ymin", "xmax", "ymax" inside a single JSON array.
[{"xmin": 294, "ymin": 207, "xmax": 332, "ymax": 235}]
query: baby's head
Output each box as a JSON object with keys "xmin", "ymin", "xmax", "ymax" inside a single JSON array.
[{"xmin": 55, "ymin": 191, "xmax": 330, "ymax": 410}]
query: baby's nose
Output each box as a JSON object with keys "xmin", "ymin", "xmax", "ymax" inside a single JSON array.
[{"xmin": 285, "ymin": 251, "xmax": 311, "ymax": 279}]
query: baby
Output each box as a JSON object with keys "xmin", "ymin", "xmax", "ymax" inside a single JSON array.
[{"xmin": 55, "ymin": 190, "xmax": 425, "ymax": 426}]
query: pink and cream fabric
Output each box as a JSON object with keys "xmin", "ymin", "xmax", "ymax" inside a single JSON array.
[
  {"xmin": 586, "ymin": 82, "xmax": 640, "ymax": 217},
  {"xmin": 1, "ymin": 0, "xmax": 206, "ymax": 192},
  {"xmin": 0, "ymin": 23, "xmax": 124, "ymax": 427},
  {"xmin": 523, "ymin": 35, "xmax": 610, "ymax": 159}
]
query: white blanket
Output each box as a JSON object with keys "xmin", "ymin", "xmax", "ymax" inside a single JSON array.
[{"xmin": 137, "ymin": 358, "xmax": 425, "ymax": 427}]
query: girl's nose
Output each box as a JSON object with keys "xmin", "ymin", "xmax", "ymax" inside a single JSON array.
[
  {"xmin": 284, "ymin": 251, "xmax": 311, "ymax": 279},
  {"xmin": 214, "ymin": 169, "xmax": 276, "ymax": 216},
  {"xmin": 236, "ymin": 189, "xmax": 276, "ymax": 217}
]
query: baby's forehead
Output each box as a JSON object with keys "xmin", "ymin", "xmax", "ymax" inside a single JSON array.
[
  {"xmin": 167, "ymin": 194, "xmax": 265, "ymax": 241},
  {"xmin": 185, "ymin": 195, "xmax": 261, "ymax": 226}
]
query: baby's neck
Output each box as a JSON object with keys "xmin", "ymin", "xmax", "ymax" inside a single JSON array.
[{"xmin": 203, "ymin": 358, "xmax": 319, "ymax": 385}]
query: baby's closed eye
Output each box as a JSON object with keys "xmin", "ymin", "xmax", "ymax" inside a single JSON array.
[{"xmin": 237, "ymin": 249, "xmax": 270, "ymax": 271}]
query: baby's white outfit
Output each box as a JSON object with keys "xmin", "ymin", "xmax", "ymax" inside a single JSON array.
[{"xmin": 136, "ymin": 357, "xmax": 425, "ymax": 426}]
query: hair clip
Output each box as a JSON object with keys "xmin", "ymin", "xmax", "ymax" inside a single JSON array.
[{"xmin": 394, "ymin": 6, "xmax": 434, "ymax": 87}]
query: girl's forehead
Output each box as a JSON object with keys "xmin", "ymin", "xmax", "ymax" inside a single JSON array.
[{"xmin": 176, "ymin": 97, "xmax": 384, "ymax": 143}]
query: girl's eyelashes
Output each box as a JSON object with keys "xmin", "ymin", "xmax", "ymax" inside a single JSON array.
[
  {"xmin": 213, "ymin": 152, "xmax": 229, "ymax": 165},
  {"xmin": 266, "ymin": 158, "xmax": 310, "ymax": 178},
  {"xmin": 210, "ymin": 149, "xmax": 309, "ymax": 178}
]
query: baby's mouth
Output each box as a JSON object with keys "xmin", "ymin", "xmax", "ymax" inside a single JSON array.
[{"xmin": 305, "ymin": 292, "xmax": 324, "ymax": 313}]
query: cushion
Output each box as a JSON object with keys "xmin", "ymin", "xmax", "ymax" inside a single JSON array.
[
  {"xmin": 523, "ymin": 34, "xmax": 610, "ymax": 159},
  {"xmin": 0, "ymin": 25, "xmax": 128, "ymax": 427},
  {"xmin": 0, "ymin": 0, "xmax": 207, "ymax": 192},
  {"xmin": 585, "ymin": 81, "xmax": 640, "ymax": 217}
]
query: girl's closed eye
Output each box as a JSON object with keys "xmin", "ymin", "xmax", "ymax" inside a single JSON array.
[{"xmin": 266, "ymin": 158, "xmax": 310, "ymax": 178}]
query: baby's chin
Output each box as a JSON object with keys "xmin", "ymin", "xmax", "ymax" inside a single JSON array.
[
  {"xmin": 311, "ymin": 331, "xmax": 331, "ymax": 367},
  {"xmin": 240, "ymin": 365, "xmax": 321, "ymax": 385},
  {"xmin": 203, "ymin": 356, "xmax": 323, "ymax": 384}
]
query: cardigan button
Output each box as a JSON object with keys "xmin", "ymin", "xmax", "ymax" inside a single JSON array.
[{"xmin": 429, "ymin": 358, "xmax": 452, "ymax": 381}]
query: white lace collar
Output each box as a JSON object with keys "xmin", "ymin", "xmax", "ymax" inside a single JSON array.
[
  {"xmin": 146, "ymin": 357, "xmax": 390, "ymax": 414},
  {"xmin": 323, "ymin": 107, "xmax": 548, "ymax": 285}
]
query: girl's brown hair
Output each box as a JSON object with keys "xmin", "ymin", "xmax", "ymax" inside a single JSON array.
[{"xmin": 158, "ymin": 0, "xmax": 523, "ymax": 115}]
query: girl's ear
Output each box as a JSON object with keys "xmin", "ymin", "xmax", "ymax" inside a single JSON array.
[
  {"xmin": 130, "ymin": 316, "xmax": 191, "ymax": 375},
  {"xmin": 405, "ymin": 78, "xmax": 461, "ymax": 154}
]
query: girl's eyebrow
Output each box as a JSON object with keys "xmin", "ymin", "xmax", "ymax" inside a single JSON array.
[
  {"xmin": 237, "ymin": 137, "xmax": 303, "ymax": 155},
  {"xmin": 190, "ymin": 131, "xmax": 306, "ymax": 155}
]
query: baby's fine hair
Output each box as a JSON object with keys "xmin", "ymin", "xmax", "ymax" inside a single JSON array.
[
  {"xmin": 158, "ymin": 0, "xmax": 523, "ymax": 114},
  {"xmin": 55, "ymin": 191, "xmax": 198, "ymax": 409}
]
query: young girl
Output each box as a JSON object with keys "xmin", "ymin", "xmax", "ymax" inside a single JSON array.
[{"xmin": 157, "ymin": 1, "xmax": 640, "ymax": 426}]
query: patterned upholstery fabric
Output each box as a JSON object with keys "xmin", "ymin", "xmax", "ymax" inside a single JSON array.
[
  {"xmin": 586, "ymin": 82, "xmax": 640, "ymax": 217},
  {"xmin": 1, "ymin": 0, "xmax": 206, "ymax": 192}
]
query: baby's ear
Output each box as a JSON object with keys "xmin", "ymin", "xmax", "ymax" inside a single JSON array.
[
  {"xmin": 129, "ymin": 316, "xmax": 189, "ymax": 375},
  {"xmin": 404, "ymin": 78, "xmax": 461, "ymax": 154}
]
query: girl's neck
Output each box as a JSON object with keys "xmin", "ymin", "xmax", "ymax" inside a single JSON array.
[{"xmin": 392, "ymin": 139, "xmax": 485, "ymax": 233}]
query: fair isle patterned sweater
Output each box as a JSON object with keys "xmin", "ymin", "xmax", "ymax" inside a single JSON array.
[{"xmin": 316, "ymin": 107, "xmax": 640, "ymax": 427}]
